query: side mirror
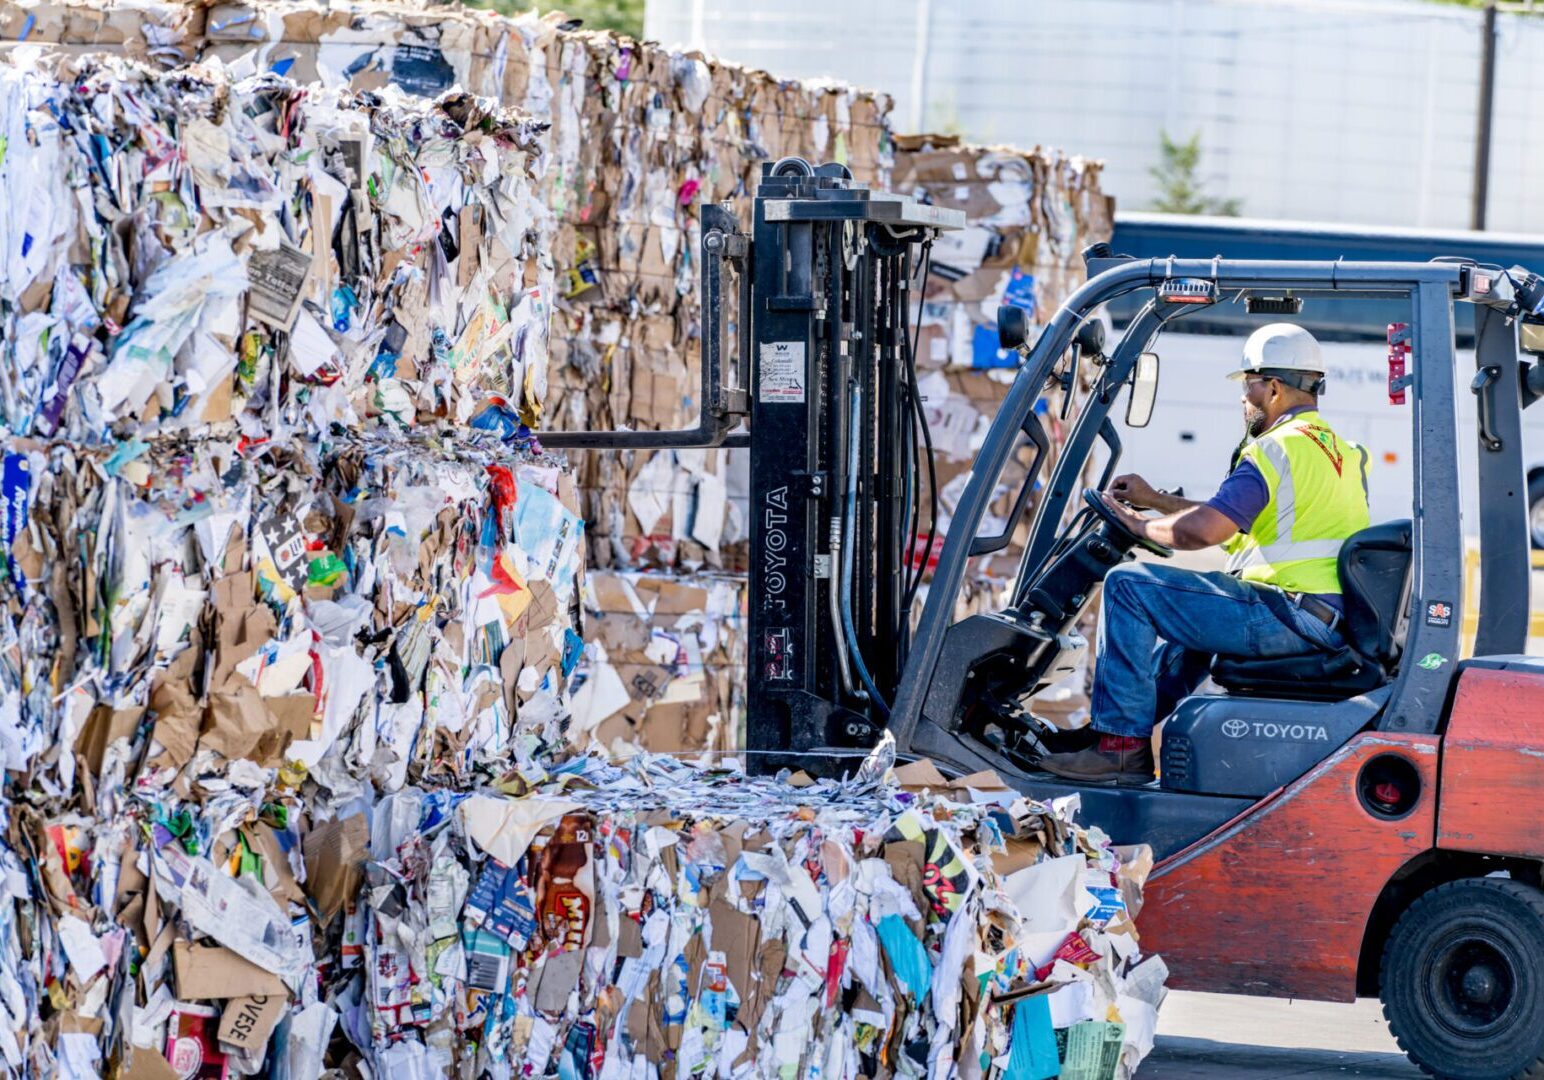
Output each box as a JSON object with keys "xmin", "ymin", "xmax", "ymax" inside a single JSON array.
[
  {"xmin": 998, "ymin": 305, "xmax": 1031, "ymax": 351},
  {"xmin": 1127, "ymin": 352, "xmax": 1160, "ymax": 428}
]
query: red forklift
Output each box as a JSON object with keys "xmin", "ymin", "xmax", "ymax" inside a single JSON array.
[{"xmin": 543, "ymin": 159, "xmax": 1544, "ymax": 1079}]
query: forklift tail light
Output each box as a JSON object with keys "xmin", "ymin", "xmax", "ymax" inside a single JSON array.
[
  {"xmin": 1158, "ymin": 278, "xmax": 1218, "ymax": 305},
  {"xmin": 1387, "ymin": 323, "xmax": 1410, "ymax": 406}
]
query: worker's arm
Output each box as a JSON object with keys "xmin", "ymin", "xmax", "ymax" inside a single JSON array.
[
  {"xmin": 1107, "ymin": 458, "xmax": 1269, "ymax": 550},
  {"xmin": 1099, "ymin": 494, "xmax": 1239, "ymax": 551},
  {"xmin": 1107, "ymin": 473, "xmax": 1202, "ymax": 515}
]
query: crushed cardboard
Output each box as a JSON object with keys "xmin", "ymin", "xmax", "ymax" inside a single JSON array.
[{"xmin": 0, "ymin": 7, "xmax": 1152, "ymax": 1077}]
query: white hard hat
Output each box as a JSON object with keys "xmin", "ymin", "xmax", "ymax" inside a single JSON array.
[{"xmin": 1229, "ymin": 323, "xmax": 1326, "ymax": 380}]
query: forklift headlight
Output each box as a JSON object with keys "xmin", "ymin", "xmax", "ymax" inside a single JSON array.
[{"xmin": 998, "ymin": 305, "xmax": 1032, "ymax": 351}]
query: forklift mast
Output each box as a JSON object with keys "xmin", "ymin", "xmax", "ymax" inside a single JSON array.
[
  {"xmin": 541, "ymin": 159, "xmax": 964, "ymax": 762},
  {"xmin": 741, "ymin": 161, "xmax": 963, "ymax": 760}
]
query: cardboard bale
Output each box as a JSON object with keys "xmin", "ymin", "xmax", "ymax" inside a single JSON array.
[
  {"xmin": 572, "ymin": 570, "xmax": 746, "ymax": 754},
  {"xmin": 0, "ymin": 51, "xmax": 551, "ymax": 446},
  {"xmin": 532, "ymin": 23, "xmax": 891, "ymax": 570},
  {"xmin": 894, "ymin": 134, "xmax": 1114, "ymax": 594},
  {"xmin": 0, "ymin": 18, "xmax": 1155, "ymax": 1077},
  {"xmin": 200, "ymin": 0, "xmax": 507, "ymax": 97},
  {"xmin": 0, "ymin": 0, "xmax": 206, "ymax": 65}
]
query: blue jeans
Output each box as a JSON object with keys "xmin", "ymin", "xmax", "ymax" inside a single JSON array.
[{"xmin": 1091, "ymin": 562, "xmax": 1345, "ymax": 737}]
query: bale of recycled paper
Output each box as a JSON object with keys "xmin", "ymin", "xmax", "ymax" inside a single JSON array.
[
  {"xmin": 0, "ymin": 0, "xmax": 897, "ymax": 573},
  {"xmin": 0, "ymin": 51, "xmax": 554, "ymax": 446},
  {"xmin": 0, "ymin": 435, "xmax": 585, "ymax": 787},
  {"xmin": 572, "ymin": 569, "xmax": 747, "ymax": 755},
  {"xmin": 198, "ymin": 0, "xmax": 510, "ymax": 97},
  {"xmin": 338, "ymin": 750, "xmax": 1167, "ymax": 1078},
  {"xmin": 533, "ymin": 21, "xmax": 892, "ymax": 573},
  {"xmin": 884, "ymin": 135, "xmax": 1113, "ymax": 588},
  {"xmin": 0, "ymin": 426, "xmax": 593, "ymax": 1071},
  {"xmin": 0, "ymin": 0, "xmax": 206, "ymax": 67}
]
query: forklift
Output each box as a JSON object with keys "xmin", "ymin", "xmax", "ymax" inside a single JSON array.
[{"xmin": 542, "ymin": 159, "xmax": 1544, "ymax": 1079}]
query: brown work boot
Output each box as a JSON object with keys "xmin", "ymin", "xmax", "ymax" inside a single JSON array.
[{"xmin": 1039, "ymin": 734, "xmax": 1155, "ymax": 785}]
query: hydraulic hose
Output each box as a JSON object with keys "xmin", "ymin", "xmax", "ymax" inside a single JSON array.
[
  {"xmin": 842, "ymin": 385, "xmax": 890, "ymax": 717},
  {"xmin": 828, "ymin": 514, "xmax": 860, "ymax": 698}
]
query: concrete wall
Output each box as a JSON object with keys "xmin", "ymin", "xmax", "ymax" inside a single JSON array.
[{"xmin": 645, "ymin": 0, "xmax": 1544, "ymax": 232}]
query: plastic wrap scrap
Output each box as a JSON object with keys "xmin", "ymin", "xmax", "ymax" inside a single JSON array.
[{"xmin": 0, "ymin": 51, "xmax": 555, "ymax": 447}]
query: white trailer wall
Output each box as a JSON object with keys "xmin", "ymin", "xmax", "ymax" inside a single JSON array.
[{"xmin": 645, "ymin": 0, "xmax": 1544, "ymax": 232}]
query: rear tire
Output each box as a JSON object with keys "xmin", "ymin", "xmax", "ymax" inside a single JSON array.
[
  {"xmin": 1381, "ymin": 878, "xmax": 1544, "ymax": 1079},
  {"xmin": 1529, "ymin": 473, "xmax": 1544, "ymax": 551}
]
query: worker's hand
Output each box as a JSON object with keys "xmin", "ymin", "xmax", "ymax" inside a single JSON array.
[
  {"xmin": 1099, "ymin": 493, "xmax": 1149, "ymax": 537},
  {"xmin": 1107, "ymin": 473, "xmax": 1160, "ymax": 509}
]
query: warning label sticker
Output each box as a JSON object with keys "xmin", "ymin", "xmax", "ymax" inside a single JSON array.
[{"xmin": 758, "ymin": 341, "xmax": 806, "ymax": 403}]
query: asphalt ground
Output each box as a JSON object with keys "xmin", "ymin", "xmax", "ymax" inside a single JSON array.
[{"xmin": 1140, "ymin": 992, "xmax": 1423, "ymax": 1078}]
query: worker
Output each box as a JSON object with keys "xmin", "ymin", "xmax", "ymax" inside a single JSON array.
[{"xmin": 1039, "ymin": 323, "xmax": 1370, "ymax": 784}]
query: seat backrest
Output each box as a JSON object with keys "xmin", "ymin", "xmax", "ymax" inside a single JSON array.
[{"xmin": 1338, "ymin": 519, "xmax": 1413, "ymax": 668}]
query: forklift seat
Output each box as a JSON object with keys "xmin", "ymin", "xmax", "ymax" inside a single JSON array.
[{"xmin": 1210, "ymin": 520, "xmax": 1413, "ymax": 699}]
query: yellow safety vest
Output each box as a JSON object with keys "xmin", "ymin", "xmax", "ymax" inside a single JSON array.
[{"xmin": 1223, "ymin": 409, "xmax": 1370, "ymax": 594}]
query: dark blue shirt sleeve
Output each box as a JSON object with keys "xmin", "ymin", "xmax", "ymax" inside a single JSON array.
[{"xmin": 1206, "ymin": 460, "xmax": 1270, "ymax": 532}]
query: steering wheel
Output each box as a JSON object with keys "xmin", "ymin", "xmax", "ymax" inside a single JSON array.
[{"xmin": 1082, "ymin": 488, "xmax": 1174, "ymax": 558}]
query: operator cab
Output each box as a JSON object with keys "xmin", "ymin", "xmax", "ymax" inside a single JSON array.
[
  {"xmin": 928, "ymin": 481, "xmax": 1414, "ymax": 808},
  {"xmin": 924, "ymin": 311, "xmax": 1412, "ymax": 804},
  {"xmin": 891, "ymin": 253, "xmax": 1544, "ymax": 860}
]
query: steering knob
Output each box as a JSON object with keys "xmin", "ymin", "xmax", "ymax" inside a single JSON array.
[{"xmin": 1082, "ymin": 488, "xmax": 1175, "ymax": 559}]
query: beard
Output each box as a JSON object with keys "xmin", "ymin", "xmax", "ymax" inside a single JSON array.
[{"xmin": 1244, "ymin": 403, "xmax": 1269, "ymax": 438}]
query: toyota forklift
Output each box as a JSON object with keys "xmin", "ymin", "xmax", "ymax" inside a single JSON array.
[{"xmin": 542, "ymin": 159, "xmax": 1544, "ymax": 1079}]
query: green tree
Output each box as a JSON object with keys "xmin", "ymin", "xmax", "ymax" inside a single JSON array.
[
  {"xmin": 460, "ymin": 0, "xmax": 644, "ymax": 38},
  {"xmin": 1149, "ymin": 129, "xmax": 1242, "ymax": 216}
]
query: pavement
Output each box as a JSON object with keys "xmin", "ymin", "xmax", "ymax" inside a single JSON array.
[{"xmin": 1140, "ymin": 992, "xmax": 1424, "ymax": 1078}]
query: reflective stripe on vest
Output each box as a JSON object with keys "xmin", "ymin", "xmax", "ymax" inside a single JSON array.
[{"xmin": 1223, "ymin": 410, "xmax": 1370, "ymax": 593}]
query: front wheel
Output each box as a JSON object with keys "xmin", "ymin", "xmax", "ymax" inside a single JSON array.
[{"xmin": 1381, "ymin": 878, "xmax": 1544, "ymax": 1079}]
